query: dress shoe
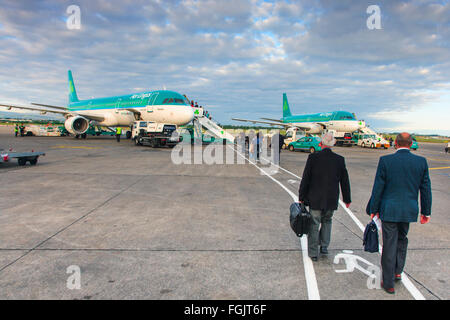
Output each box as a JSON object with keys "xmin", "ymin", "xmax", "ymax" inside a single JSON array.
[
  {"xmin": 381, "ymin": 281, "xmax": 395, "ymax": 294},
  {"xmin": 320, "ymin": 246, "xmax": 328, "ymax": 254},
  {"xmin": 384, "ymin": 287, "xmax": 395, "ymax": 294}
]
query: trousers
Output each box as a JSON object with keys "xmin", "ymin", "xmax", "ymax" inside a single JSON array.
[
  {"xmin": 307, "ymin": 209, "xmax": 334, "ymax": 258},
  {"xmin": 381, "ymin": 221, "xmax": 410, "ymax": 289}
]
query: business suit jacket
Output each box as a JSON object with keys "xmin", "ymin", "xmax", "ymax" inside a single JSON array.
[
  {"xmin": 298, "ymin": 148, "xmax": 351, "ymax": 211},
  {"xmin": 369, "ymin": 149, "xmax": 432, "ymax": 222}
]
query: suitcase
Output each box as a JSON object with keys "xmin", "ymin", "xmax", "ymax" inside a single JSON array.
[{"xmin": 289, "ymin": 202, "xmax": 312, "ymax": 237}]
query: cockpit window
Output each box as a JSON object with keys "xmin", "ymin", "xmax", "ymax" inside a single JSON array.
[{"xmin": 162, "ymin": 98, "xmax": 186, "ymax": 105}]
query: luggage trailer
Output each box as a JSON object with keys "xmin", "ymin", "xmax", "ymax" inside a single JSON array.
[{"xmin": 0, "ymin": 148, "xmax": 45, "ymax": 166}]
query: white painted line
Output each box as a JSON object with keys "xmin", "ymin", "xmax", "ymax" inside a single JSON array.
[
  {"xmin": 230, "ymin": 146, "xmax": 320, "ymax": 300},
  {"xmin": 338, "ymin": 199, "xmax": 366, "ymax": 232},
  {"xmin": 260, "ymin": 154, "xmax": 426, "ymax": 300}
]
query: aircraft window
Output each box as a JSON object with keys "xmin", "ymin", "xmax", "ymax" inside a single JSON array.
[{"xmin": 162, "ymin": 97, "xmax": 186, "ymax": 104}]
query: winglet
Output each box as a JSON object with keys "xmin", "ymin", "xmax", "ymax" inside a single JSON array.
[
  {"xmin": 282, "ymin": 93, "xmax": 292, "ymax": 118},
  {"xmin": 68, "ymin": 70, "xmax": 79, "ymax": 103}
]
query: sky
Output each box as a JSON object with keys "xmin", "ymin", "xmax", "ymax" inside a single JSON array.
[{"xmin": 0, "ymin": 0, "xmax": 449, "ymax": 135}]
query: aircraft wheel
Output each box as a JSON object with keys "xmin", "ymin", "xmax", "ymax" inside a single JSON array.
[
  {"xmin": 18, "ymin": 158, "xmax": 26, "ymax": 166},
  {"xmin": 134, "ymin": 136, "xmax": 142, "ymax": 146},
  {"xmin": 30, "ymin": 158, "xmax": 38, "ymax": 165},
  {"xmin": 151, "ymin": 139, "xmax": 160, "ymax": 148}
]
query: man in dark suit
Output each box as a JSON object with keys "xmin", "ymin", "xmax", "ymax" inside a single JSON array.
[
  {"xmin": 298, "ymin": 132, "xmax": 351, "ymax": 261},
  {"xmin": 369, "ymin": 132, "xmax": 432, "ymax": 294}
]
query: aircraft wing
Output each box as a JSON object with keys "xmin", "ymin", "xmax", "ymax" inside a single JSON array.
[
  {"xmin": 125, "ymin": 108, "xmax": 142, "ymax": 120},
  {"xmin": 232, "ymin": 118, "xmax": 313, "ymax": 131},
  {"xmin": 0, "ymin": 102, "xmax": 104, "ymax": 122},
  {"xmin": 31, "ymin": 103, "xmax": 69, "ymax": 110},
  {"xmin": 75, "ymin": 113, "xmax": 105, "ymax": 122},
  {"xmin": 0, "ymin": 103, "xmax": 69, "ymax": 115},
  {"xmin": 260, "ymin": 118, "xmax": 284, "ymax": 123},
  {"xmin": 232, "ymin": 118, "xmax": 287, "ymax": 127}
]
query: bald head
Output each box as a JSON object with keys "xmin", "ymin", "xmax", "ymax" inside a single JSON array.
[{"xmin": 395, "ymin": 132, "xmax": 413, "ymax": 148}]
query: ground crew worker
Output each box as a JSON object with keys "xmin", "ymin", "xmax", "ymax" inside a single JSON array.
[
  {"xmin": 14, "ymin": 125, "xmax": 19, "ymax": 137},
  {"xmin": 116, "ymin": 127, "xmax": 122, "ymax": 142}
]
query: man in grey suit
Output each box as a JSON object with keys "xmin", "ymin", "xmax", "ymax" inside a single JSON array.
[{"xmin": 369, "ymin": 132, "xmax": 432, "ymax": 294}]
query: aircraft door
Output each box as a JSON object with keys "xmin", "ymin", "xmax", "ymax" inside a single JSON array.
[
  {"xmin": 115, "ymin": 98, "xmax": 122, "ymax": 114},
  {"xmin": 146, "ymin": 93, "xmax": 159, "ymax": 113}
]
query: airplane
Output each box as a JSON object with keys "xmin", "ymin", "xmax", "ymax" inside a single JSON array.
[
  {"xmin": 232, "ymin": 93, "xmax": 363, "ymax": 134},
  {"xmin": 0, "ymin": 70, "xmax": 194, "ymax": 138}
]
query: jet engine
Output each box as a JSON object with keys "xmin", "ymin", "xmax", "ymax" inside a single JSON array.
[{"xmin": 64, "ymin": 116, "xmax": 90, "ymax": 135}]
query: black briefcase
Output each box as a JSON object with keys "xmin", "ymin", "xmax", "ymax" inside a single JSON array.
[
  {"xmin": 289, "ymin": 202, "xmax": 312, "ymax": 237},
  {"xmin": 363, "ymin": 220, "xmax": 379, "ymax": 253}
]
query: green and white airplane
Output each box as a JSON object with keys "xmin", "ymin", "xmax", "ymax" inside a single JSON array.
[
  {"xmin": 232, "ymin": 93, "xmax": 363, "ymax": 134},
  {"xmin": 1, "ymin": 70, "xmax": 194, "ymax": 137}
]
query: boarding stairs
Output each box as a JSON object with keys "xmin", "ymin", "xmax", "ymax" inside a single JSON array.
[
  {"xmin": 192, "ymin": 112, "xmax": 235, "ymax": 143},
  {"xmin": 358, "ymin": 126, "xmax": 378, "ymax": 136}
]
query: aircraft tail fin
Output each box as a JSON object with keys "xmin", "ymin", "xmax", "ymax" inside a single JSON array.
[
  {"xmin": 68, "ymin": 70, "xmax": 79, "ymax": 103},
  {"xmin": 282, "ymin": 93, "xmax": 292, "ymax": 118}
]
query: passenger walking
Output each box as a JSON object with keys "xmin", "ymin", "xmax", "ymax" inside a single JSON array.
[
  {"xmin": 256, "ymin": 132, "xmax": 262, "ymax": 161},
  {"xmin": 278, "ymin": 132, "xmax": 285, "ymax": 163},
  {"xmin": 445, "ymin": 141, "xmax": 449, "ymax": 153},
  {"xmin": 14, "ymin": 124, "xmax": 19, "ymax": 137},
  {"xmin": 116, "ymin": 127, "xmax": 122, "ymax": 142},
  {"xmin": 298, "ymin": 132, "xmax": 351, "ymax": 261},
  {"xmin": 368, "ymin": 132, "xmax": 431, "ymax": 294}
]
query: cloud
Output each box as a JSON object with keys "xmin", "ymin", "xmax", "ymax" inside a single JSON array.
[{"xmin": 0, "ymin": 0, "xmax": 449, "ymax": 134}]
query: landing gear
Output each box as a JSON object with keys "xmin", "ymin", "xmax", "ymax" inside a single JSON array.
[
  {"xmin": 134, "ymin": 135, "xmax": 142, "ymax": 146},
  {"xmin": 150, "ymin": 138, "xmax": 160, "ymax": 148}
]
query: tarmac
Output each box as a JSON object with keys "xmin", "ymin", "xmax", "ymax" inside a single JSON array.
[{"xmin": 0, "ymin": 125, "xmax": 448, "ymax": 300}]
